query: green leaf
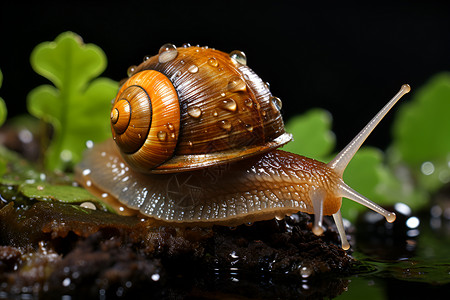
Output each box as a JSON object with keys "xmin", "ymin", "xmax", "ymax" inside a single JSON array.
[
  {"xmin": 392, "ymin": 72, "xmax": 450, "ymax": 192},
  {"xmin": 283, "ymin": 108, "xmax": 335, "ymax": 162},
  {"xmin": 19, "ymin": 182, "xmax": 114, "ymax": 212},
  {"xmin": 0, "ymin": 145, "xmax": 42, "ymax": 184},
  {"xmin": 0, "ymin": 69, "xmax": 7, "ymax": 127},
  {"xmin": 27, "ymin": 32, "xmax": 117, "ymax": 171}
]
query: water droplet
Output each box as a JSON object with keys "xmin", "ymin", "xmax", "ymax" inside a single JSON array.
[
  {"xmin": 275, "ymin": 215, "xmax": 284, "ymax": 221},
  {"xmin": 300, "ymin": 266, "xmax": 312, "ymax": 278},
  {"xmin": 188, "ymin": 64, "xmax": 199, "ymax": 73},
  {"xmin": 218, "ymin": 120, "xmax": 232, "ymax": 131},
  {"xmin": 208, "ymin": 57, "xmax": 218, "ymax": 67},
  {"xmin": 158, "ymin": 43, "xmax": 178, "ymax": 63},
  {"xmin": 127, "ymin": 65, "xmax": 136, "ymax": 77},
  {"xmin": 80, "ymin": 202, "xmax": 96, "ymax": 210},
  {"xmin": 187, "ymin": 106, "xmax": 202, "ymax": 118},
  {"xmin": 62, "ymin": 277, "xmax": 71, "ymax": 287},
  {"xmin": 271, "ymin": 96, "xmax": 282, "ymax": 111},
  {"xmin": 143, "ymin": 55, "xmax": 151, "ymax": 62},
  {"xmin": 229, "ymin": 50, "xmax": 247, "ymax": 65},
  {"xmin": 182, "ymin": 43, "xmax": 191, "ymax": 48},
  {"xmin": 244, "ymin": 99, "xmax": 253, "ymax": 108},
  {"xmin": 157, "ymin": 131, "xmax": 168, "ymax": 142},
  {"xmin": 245, "ymin": 124, "xmax": 253, "ymax": 132},
  {"xmin": 188, "ymin": 141, "xmax": 193, "ymax": 147},
  {"xmin": 85, "ymin": 140, "xmax": 94, "ymax": 149},
  {"xmin": 265, "ymin": 81, "xmax": 271, "ymax": 90},
  {"xmin": 227, "ymin": 76, "xmax": 247, "ymax": 92},
  {"xmin": 151, "ymin": 273, "xmax": 160, "ymax": 281},
  {"xmin": 167, "ymin": 123, "xmax": 175, "ymax": 131},
  {"xmin": 220, "ymin": 99, "xmax": 237, "ymax": 112},
  {"xmin": 213, "ymin": 109, "xmax": 218, "ymax": 117},
  {"xmin": 170, "ymin": 132, "xmax": 176, "ymax": 139}
]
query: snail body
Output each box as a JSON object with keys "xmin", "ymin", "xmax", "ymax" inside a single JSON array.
[{"xmin": 76, "ymin": 44, "xmax": 410, "ymax": 250}]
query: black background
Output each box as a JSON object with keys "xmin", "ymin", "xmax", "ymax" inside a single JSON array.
[{"xmin": 1, "ymin": 0, "xmax": 449, "ymax": 150}]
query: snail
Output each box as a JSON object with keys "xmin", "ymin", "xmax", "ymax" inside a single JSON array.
[{"xmin": 75, "ymin": 43, "xmax": 410, "ymax": 250}]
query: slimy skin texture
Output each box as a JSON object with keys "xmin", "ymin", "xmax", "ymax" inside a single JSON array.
[{"xmin": 76, "ymin": 140, "xmax": 342, "ymax": 226}]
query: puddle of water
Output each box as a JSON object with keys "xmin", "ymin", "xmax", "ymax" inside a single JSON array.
[{"xmin": 336, "ymin": 211, "xmax": 450, "ymax": 299}]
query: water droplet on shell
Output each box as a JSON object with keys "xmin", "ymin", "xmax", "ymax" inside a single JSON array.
[
  {"xmin": 218, "ymin": 120, "xmax": 232, "ymax": 131},
  {"xmin": 188, "ymin": 64, "xmax": 199, "ymax": 73},
  {"xmin": 208, "ymin": 57, "xmax": 218, "ymax": 67},
  {"xmin": 245, "ymin": 124, "xmax": 253, "ymax": 132},
  {"xmin": 157, "ymin": 131, "xmax": 168, "ymax": 142},
  {"xmin": 213, "ymin": 109, "xmax": 218, "ymax": 117},
  {"xmin": 143, "ymin": 55, "xmax": 151, "ymax": 62},
  {"xmin": 271, "ymin": 96, "xmax": 282, "ymax": 111},
  {"xmin": 166, "ymin": 123, "xmax": 175, "ymax": 131},
  {"xmin": 220, "ymin": 99, "xmax": 237, "ymax": 112},
  {"xmin": 127, "ymin": 65, "xmax": 136, "ymax": 77},
  {"xmin": 187, "ymin": 106, "xmax": 202, "ymax": 118},
  {"xmin": 244, "ymin": 99, "xmax": 253, "ymax": 108},
  {"xmin": 229, "ymin": 50, "xmax": 247, "ymax": 65},
  {"xmin": 158, "ymin": 43, "xmax": 178, "ymax": 63},
  {"xmin": 227, "ymin": 77, "xmax": 247, "ymax": 92}
]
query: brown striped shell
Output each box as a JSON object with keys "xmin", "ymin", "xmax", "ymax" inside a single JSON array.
[{"xmin": 111, "ymin": 44, "xmax": 291, "ymax": 174}]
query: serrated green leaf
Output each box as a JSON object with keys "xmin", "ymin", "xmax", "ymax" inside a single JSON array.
[
  {"xmin": 27, "ymin": 32, "xmax": 117, "ymax": 171},
  {"xmin": 0, "ymin": 69, "xmax": 7, "ymax": 127},
  {"xmin": 392, "ymin": 72, "xmax": 450, "ymax": 192},
  {"xmin": 283, "ymin": 108, "xmax": 335, "ymax": 162}
]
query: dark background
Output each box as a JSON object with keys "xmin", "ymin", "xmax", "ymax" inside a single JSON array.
[{"xmin": 1, "ymin": 1, "xmax": 449, "ymax": 150}]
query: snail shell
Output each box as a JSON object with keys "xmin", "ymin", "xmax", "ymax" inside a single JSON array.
[
  {"xmin": 110, "ymin": 44, "xmax": 290, "ymax": 173},
  {"xmin": 76, "ymin": 43, "xmax": 411, "ymax": 250}
]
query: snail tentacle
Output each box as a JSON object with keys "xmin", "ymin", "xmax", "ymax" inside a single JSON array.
[
  {"xmin": 337, "ymin": 180, "xmax": 396, "ymax": 223},
  {"xmin": 310, "ymin": 188, "xmax": 326, "ymax": 236},
  {"xmin": 328, "ymin": 84, "xmax": 410, "ymax": 176},
  {"xmin": 332, "ymin": 210, "xmax": 350, "ymax": 250}
]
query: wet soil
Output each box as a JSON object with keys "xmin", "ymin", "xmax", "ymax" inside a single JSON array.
[{"xmin": 0, "ymin": 197, "xmax": 353, "ymax": 299}]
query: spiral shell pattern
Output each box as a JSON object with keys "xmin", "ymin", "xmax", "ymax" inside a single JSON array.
[
  {"xmin": 112, "ymin": 45, "xmax": 290, "ymax": 173},
  {"xmin": 111, "ymin": 70, "xmax": 180, "ymax": 173}
]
